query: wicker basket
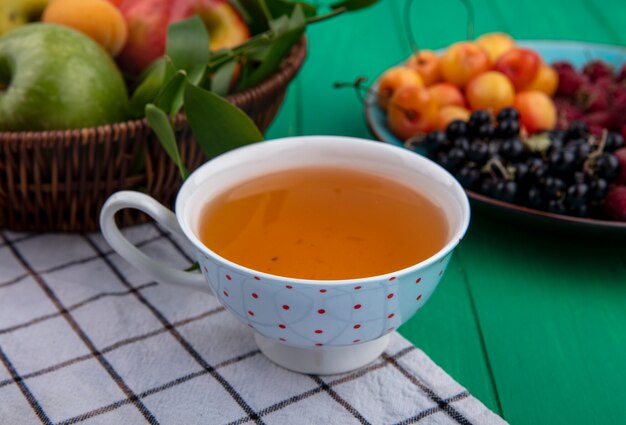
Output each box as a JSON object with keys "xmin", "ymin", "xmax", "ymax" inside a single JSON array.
[{"xmin": 0, "ymin": 38, "xmax": 307, "ymax": 233}]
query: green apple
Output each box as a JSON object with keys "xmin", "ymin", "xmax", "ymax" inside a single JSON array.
[{"xmin": 0, "ymin": 23, "xmax": 129, "ymax": 131}]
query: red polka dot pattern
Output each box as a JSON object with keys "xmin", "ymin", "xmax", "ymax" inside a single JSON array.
[
  {"xmin": 223, "ymin": 290, "xmax": 229, "ymax": 297},
  {"xmin": 278, "ymin": 324, "xmax": 286, "ymax": 329},
  {"xmin": 317, "ymin": 309, "xmax": 326, "ymax": 315},
  {"xmin": 354, "ymin": 304, "xmax": 362, "ymax": 310},
  {"xmin": 416, "ymin": 277, "xmax": 422, "ymax": 283},
  {"xmin": 226, "ymin": 274, "xmax": 232, "ymax": 280},
  {"xmin": 417, "ymin": 294, "xmax": 422, "ymax": 301},
  {"xmin": 387, "ymin": 293, "xmax": 394, "ymax": 299},
  {"xmin": 314, "ymin": 329, "xmax": 323, "ymax": 334},
  {"xmin": 251, "ymin": 293, "xmax": 258, "ymax": 299},
  {"xmin": 247, "ymin": 311, "xmax": 254, "ymax": 316},
  {"xmin": 389, "ymin": 277, "xmax": 396, "ymax": 281},
  {"xmin": 354, "ymin": 286, "xmax": 362, "ymax": 290},
  {"xmin": 319, "ymin": 289, "xmax": 327, "ymax": 293},
  {"xmin": 353, "ymin": 324, "xmax": 361, "ymax": 329},
  {"xmin": 282, "ymin": 305, "xmax": 290, "ymax": 310},
  {"xmin": 388, "ymin": 313, "xmax": 395, "ymax": 319}
]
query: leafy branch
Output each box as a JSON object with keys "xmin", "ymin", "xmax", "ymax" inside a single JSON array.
[{"xmin": 135, "ymin": 0, "xmax": 380, "ymax": 181}]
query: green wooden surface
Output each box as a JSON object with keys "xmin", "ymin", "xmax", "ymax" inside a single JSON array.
[{"xmin": 266, "ymin": 1, "xmax": 626, "ymax": 423}]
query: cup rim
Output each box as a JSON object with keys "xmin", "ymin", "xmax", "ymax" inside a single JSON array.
[{"xmin": 176, "ymin": 135, "xmax": 471, "ymax": 284}]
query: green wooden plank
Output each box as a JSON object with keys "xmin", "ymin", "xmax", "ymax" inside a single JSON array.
[
  {"xmin": 457, "ymin": 214, "xmax": 626, "ymax": 425},
  {"xmin": 265, "ymin": 77, "xmax": 302, "ymax": 139},
  {"xmin": 399, "ymin": 253, "xmax": 502, "ymax": 415}
]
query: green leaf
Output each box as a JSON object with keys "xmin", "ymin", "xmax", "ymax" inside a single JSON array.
[
  {"xmin": 265, "ymin": 0, "xmax": 316, "ymax": 18},
  {"xmin": 166, "ymin": 16, "xmax": 210, "ymax": 72},
  {"xmin": 129, "ymin": 58, "xmax": 168, "ymax": 118},
  {"xmin": 238, "ymin": 6, "xmax": 304, "ymax": 90},
  {"xmin": 145, "ymin": 104, "xmax": 189, "ymax": 179},
  {"xmin": 233, "ymin": 0, "xmax": 271, "ymax": 33},
  {"xmin": 330, "ymin": 0, "xmax": 380, "ymax": 11},
  {"xmin": 184, "ymin": 82, "xmax": 264, "ymax": 159},
  {"xmin": 210, "ymin": 60, "xmax": 238, "ymax": 96},
  {"xmin": 154, "ymin": 70, "xmax": 187, "ymax": 116}
]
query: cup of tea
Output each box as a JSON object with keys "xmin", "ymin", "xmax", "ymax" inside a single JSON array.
[{"xmin": 100, "ymin": 136, "xmax": 470, "ymax": 375}]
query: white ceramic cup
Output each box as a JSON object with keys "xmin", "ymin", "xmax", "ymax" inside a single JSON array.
[{"xmin": 100, "ymin": 136, "xmax": 470, "ymax": 375}]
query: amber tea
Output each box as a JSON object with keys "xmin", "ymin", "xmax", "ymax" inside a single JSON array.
[{"xmin": 198, "ymin": 166, "xmax": 448, "ymax": 280}]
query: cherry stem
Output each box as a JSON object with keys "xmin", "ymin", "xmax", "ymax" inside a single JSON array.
[
  {"xmin": 457, "ymin": 0, "xmax": 475, "ymax": 40},
  {"xmin": 483, "ymin": 157, "xmax": 511, "ymax": 180},
  {"xmin": 583, "ymin": 129, "xmax": 608, "ymax": 175},
  {"xmin": 404, "ymin": 0, "xmax": 420, "ymax": 55}
]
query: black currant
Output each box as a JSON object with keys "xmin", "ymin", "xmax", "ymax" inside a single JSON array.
[
  {"xmin": 547, "ymin": 199, "xmax": 567, "ymax": 215},
  {"xmin": 453, "ymin": 137, "xmax": 471, "ymax": 152},
  {"xmin": 589, "ymin": 178, "xmax": 608, "ymax": 201},
  {"xmin": 565, "ymin": 120, "xmax": 589, "ymax": 140},
  {"xmin": 593, "ymin": 153, "xmax": 620, "ymax": 181},
  {"xmin": 423, "ymin": 130, "xmax": 448, "ymax": 153},
  {"xmin": 496, "ymin": 107, "xmax": 519, "ymax": 123},
  {"xmin": 548, "ymin": 149, "xmax": 577, "ymax": 174},
  {"xmin": 566, "ymin": 183, "xmax": 590, "ymax": 207},
  {"xmin": 455, "ymin": 167, "xmax": 481, "ymax": 189},
  {"xmin": 492, "ymin": 180, "xmax": 518, "ymax": 203},
  {"xmin": 496, "ymin": 119, "xmax": 520, "ymax": 138},
  {"xmin": 446, "ymin": 120, "xmax": 468, "ymax": 141},
  {"xmin": 500, "ymin": 138, "xmax": 526, "ymax": 161},
  {"xmin": 605, "ymin": 132, "xmax": 625, "ymax": 152},
  {"xmin": 467, "ymin": 141, "xmax": 489, "ymax": 163},
  {"xmin": 543, "ymin": 176, "xmax": 566, "ymax": 198}
]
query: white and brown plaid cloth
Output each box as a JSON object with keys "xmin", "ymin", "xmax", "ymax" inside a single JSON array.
[{"xmin": 0, "ymin": 224, "xmax": 506, "ymax": 425}]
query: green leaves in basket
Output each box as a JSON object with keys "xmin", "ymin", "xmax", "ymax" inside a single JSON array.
[
  {"xmin": 236, "ymin": 4, "xmax": 306, "ymax": 91},
  {"xmin": 265, "ymin": 0, "xmax": 317, "ymax": 19},
  {"xmin": 330, "ymin": 0, "xmax": 380, "ymax": 11},
  {"xmin": 129, "ymin": 58, "xmax": 170, "ymax": 118},
  {"xmin": 184, "ymin": 81, "xmax": 264, "ymax": 159},
  {"xmin": 145, "ymin": 104, "xmax": 189, "ymax": 180},
  {"xmin": 166, "ymin": 16, "xmax": 210, "ymax": 84}
]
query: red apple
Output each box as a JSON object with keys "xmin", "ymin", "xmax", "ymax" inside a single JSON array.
[
  {"xmin": 494, "ymin": 47, "xmax": 541, "ymax": 90},
  {"xmin": 116, "ymin": 0, "xmax": 250, "ymax": 76}
]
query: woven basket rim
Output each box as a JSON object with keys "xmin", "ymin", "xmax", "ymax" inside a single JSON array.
[{"xmin": 0, "ymin": 36, "xmax": 307, "ymax": 140}]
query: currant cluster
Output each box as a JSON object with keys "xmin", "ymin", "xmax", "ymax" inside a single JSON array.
[{"xmin": 419, "ymin": 108, "xmax": 624, "ymax": 218}]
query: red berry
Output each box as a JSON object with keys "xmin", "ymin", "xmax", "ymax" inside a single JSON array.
[
  {"xmin": 614, "ymin": 148, "xmax": 626, "ymax": 185},
  {"xmin": 576, "ymin": 82, "xmax": 609, "ymax": 112},
  {"xmin": 604, "ymin": 186, "xmax": 626, "ymax": 221},
  {"xmin": 582, "ymin": 111, "xmax": 613, "ymax": 130},
  {"xmin": 617, "ymin": 63, "xmax": 626, "ymax": 83},
  {"xmin": 582, "ymin": 60, "xmax": 614, "ymax": 82}
]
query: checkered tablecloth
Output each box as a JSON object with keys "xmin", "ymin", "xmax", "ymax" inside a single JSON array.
[{"xmin": 0, "ymin": 224, "xmax": 506, "ymax": 425}]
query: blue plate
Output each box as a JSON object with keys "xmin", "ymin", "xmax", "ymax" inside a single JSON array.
[{"xmin": 365, "ymin": 40, "xmax": 626, "ymax": 235}]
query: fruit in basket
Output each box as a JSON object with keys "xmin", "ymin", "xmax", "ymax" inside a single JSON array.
[
  {"xmin": 0, "ymin": 0, "xmax": 48, "ymax": 36},
  {"xmin": 494, "ymin": 47, "xmax": 541, "ymax": 90},
  {"xmin": 116, "ymin": 0, "xmax": 250, "ymax": 75},
  {"xmin": 0, "ymin": 24, "xmax": 128, "ymax": 131},
  {"xmin": 465, "ymin": 71, "xmax": 515, "ymax": 112},
  {"xmin": 42, "ymin": 0, "xmax": 128, "ymax": 56},
  {"xmin": 405, "ymin": 50, "xmax": 441, "ymax": 86},
  {"xmin": 377, "ymin": 67, "xmax": 423, "ymax": 109},
  {"xmin": 387, "ymin": 86, "xmax": 437, "ymax": 139},
  {"xmin": 475, "ymin": 32, "xmax": 515, "ymax": 62},
  {"xmin": 524, "ymin": 64, "xmax": 558, "ymax": 96},
  {"xmin": 440, "ymin": 42, "xmax": 490, "ymax": 87},
  {"xmin": 514, "ymin": 91, "xmax": 556, "ymax": 133}
]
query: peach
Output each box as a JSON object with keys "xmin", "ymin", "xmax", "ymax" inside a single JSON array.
[
  {"xmin": 116, "ymin": 0, "xmax": 250, "ymax": 76},
  {"xmin": 466, "ymin": 71, "xmax": 515, "ymax": 113},
  {"xmin": 377, "ymin": 67, "xmax": 423, "ymax": 110},
  {"xmin": 440, "ymin": 42, "xmax": 491, "ymax": 88},
  {"xmin": 387, "ymin": 86, "xmax": 438, "ymax": 140},
  {"xmin": 523, "ymin": 64, "xmax": 559, "ymax": 96},
  {"xmin": 427, "ymin": 83, "xmax": 465, "ymax": 108},
  {"xmin": 405, "ymin": 50, "xmax": 441, "ymax": 86},
  {"xmin": 475, "ymin": 32, "xmax": 515, "ymax": 63},
  {"xmin": 42, "ymin": 0, "xmax": 128, "ymax": 56},
  {"xmin": 436, "ymin": 105, "xmax": 470, "ymax": 130},
  {"xmin": 514, "ymin": 91, "xmax": 557, "ymax": 134}
]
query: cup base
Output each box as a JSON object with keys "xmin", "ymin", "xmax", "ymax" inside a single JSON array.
[{"xmin": 254, "ymin": 333, "xmax": 390, "ymax": 375}]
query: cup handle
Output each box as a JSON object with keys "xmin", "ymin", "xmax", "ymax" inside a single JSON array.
[{"xmin": 100, "ymin": 191, "xmax": 211, "ymax": 294}]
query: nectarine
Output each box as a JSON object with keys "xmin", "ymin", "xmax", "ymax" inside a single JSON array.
[
  {"xmin": 405, "ymin": 50, "xmax": 441, "ymax": 86},
  {"xmin": 523, "ymin": 64, "xmax": 558, "ymax": 96},
  {"xmin": 514, "ymin": 91, "xmax": 557, "ymax": 133}
]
